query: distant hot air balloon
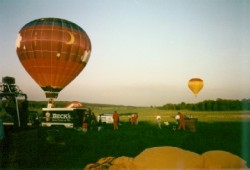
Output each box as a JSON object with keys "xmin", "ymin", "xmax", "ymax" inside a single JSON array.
[
  {"xmin": 188, "ymin": 78, "xmax": 204, "ymax": 97},
  {"xmin": 16, "ymin": 18, "xmax": 91, "ymax": 100}
]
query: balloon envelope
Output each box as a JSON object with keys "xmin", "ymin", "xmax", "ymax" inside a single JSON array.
[
  {"xmin": 16, "ymin": 18, "xmax": 91, "ymax": 99},
  {"xmin": 66, "ymin": 101, "xmax": 83, "ymax": 108},
  {"xmin": 188, "ymin": 78, "xmax": 204, "ymax": 97}
]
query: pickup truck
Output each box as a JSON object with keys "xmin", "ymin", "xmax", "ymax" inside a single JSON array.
[{"xmin": 97, "ymin": 113, "xmax": 114, "ymax": 124}]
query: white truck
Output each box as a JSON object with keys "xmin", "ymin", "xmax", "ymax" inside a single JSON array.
[{"xmin": 97, "ymin": 113, "xmax": 114, "ymax": 124}]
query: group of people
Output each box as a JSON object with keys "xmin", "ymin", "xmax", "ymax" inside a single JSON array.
[
  {"xmin": 81, "ymin": 113, "xmax": 97, "ymax": 132},
  {"xmin": 112, "ymin": 111, "xmax": 139, "ymax": 130},
  {"xmin": 112, "ymin": 111, "xmax": 186, "ymax": 131},
  {"xmin": 156, "ymin": 112, "xmax": 186, "ymax": 131}
]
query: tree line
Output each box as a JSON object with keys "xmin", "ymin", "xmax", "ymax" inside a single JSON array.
[
  {"xmin": 159, "ymin": 98, "xmax": 250, "ymax": 111},
  {"xmin": 28, "ymin": 98, "xmax": 250, "ymax": 111}
]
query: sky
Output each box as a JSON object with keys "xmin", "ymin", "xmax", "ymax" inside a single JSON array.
[{"xmin": 1, "ymin": 0, "xmax": 250, "ymax": 106}]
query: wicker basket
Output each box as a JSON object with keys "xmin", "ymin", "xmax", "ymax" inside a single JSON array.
[{"xmin": 185, "ymin": 118, "xmax": 198, "ymax": 132}]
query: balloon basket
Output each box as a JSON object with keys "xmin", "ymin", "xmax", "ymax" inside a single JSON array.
[{"xmin": 185, "ymin": 118, "xmax": 198, "ymax": 132}]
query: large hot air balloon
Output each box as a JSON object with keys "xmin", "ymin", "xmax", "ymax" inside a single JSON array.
[
  {"xmin": 16, "ymin": 18, "xmax": 91, "ymax": 100},
  {"xmin": 188, "ymin": 78, "xmax": 204, "ymax": 97}
]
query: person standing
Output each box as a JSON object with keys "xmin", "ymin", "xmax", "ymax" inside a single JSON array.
[
  {"xmin": 135, "ymin": 113, "xmax": 139, "ymax": 125},
  {"xmin": 177, "ymin": 112, "xmax": 185, "ymax": 130},
  {"xmin": 82, "ymin": 115, "xmax": 88, "ymax": 132},
  {"xmin": 130, "ymin": 114, "xmax": 134, "ymax": 125},
  {"xmin": 130, "ymin": 113, "xmax": 138, "ymax": 125},
  {"xmin": 156, "ymin": 114, "xmax": 161, "ymax": 129},
  {"xmin": 112, "ymin": 111, "xmax": 119, "ymax": 130}
]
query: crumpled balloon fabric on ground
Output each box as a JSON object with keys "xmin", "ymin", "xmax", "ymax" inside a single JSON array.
[{"xmin": 84, "ymin": 146, "xmax": 248, "ymax": 170}]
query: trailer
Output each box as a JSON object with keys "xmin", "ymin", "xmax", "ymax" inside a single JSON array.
[{"xmin": 41, "ymin": 107, "xmax": 97, "ymax": 130}]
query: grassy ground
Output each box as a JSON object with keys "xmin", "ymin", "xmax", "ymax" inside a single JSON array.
[{"xmin": 1, "ymin": 108, "xmax": 250, "ymax": 169}]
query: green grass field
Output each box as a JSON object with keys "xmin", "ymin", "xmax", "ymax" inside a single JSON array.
[
  {"xmin": 92, "ymin": 107, "xmax": 250, "ymax": 122},
  {"xmin": 1, "ymin": 108, "xmax": 250, "ymax": 169}
]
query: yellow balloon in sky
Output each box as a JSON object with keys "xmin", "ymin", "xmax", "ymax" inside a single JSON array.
[{"xmin": 188, "ymin": 78, "xmax": 204, "ymax": 97}]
